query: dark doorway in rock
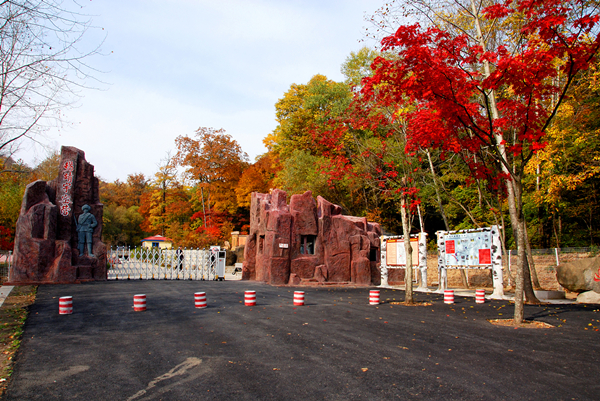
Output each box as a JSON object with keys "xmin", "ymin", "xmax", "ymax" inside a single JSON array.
[{"xmin": 300, "ymin": 235, "xmax": 316, "ymax": 255}]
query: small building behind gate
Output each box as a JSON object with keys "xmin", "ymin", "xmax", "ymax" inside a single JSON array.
[{"xmin": 141, "ymin": 235, "xmax": 173, "ymax": 250}]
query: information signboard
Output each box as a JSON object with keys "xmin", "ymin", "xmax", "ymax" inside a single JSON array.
[
  {"xmin": 436, "ymin": 225, "xmax": 504, "ymax": 299},
  {"xmin": 444, "ymin": 231, "xmax": 492, "ymax": 267},
  {"xmin": 385, "ymin": 238, "xmax": 419, "ymax": 266},
  {"xmin": 380, "ymin": 233, "xmax": 428, "ymax": 288}
]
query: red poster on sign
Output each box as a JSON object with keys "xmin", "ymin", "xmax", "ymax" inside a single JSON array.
[
  {"xmin": 446, "ymin": 240, "xmax": 455, "ymax": 254},
  {"xmin": 479, "ymin": 249, "xmax": 491, "ymax": 264}
]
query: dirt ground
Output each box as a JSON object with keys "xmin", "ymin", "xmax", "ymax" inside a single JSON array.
[{"xmin": 0, "ymin": 286, "xmax": 37, "ymax": 397}]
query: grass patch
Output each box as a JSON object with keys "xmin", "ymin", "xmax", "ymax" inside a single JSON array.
[{"xmin": 0, "ymin": 286, "xmax": 37, "ymax": 396}]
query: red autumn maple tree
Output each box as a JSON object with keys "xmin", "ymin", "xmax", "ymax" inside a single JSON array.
[{"xmin": 326, "ymin": 0, "xmax": 599, "ymax": 322}]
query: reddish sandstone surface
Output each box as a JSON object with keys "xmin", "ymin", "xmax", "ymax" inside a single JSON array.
[
  {"xmin": 242, "ymin": 190, "xmax": 381, "ymax": 286},
  {"xmin": 8, "ymin": 146, "xmax": 106, "ymax": 284}
]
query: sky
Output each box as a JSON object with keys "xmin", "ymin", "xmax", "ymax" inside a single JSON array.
[{"xmin": 16, "ymin": 0, "xmax": 385, "ymax": 182}]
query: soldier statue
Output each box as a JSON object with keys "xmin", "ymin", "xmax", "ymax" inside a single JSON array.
[{"xmin": 76, "ymin": 204, "xmax": 98, "ymax": 257}]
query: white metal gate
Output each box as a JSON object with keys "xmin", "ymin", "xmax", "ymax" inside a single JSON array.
[{"xmin": 107, "ymin": 246, "xmax": 226, "ymax": 280}]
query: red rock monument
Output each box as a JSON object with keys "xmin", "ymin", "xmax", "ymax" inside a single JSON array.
[
  {"xmin": 242, "ymin": 190, "xmax": 381, "ymax": 286},
  {"xmin": 8, "ymin": 146, "xmax": 107, "ymax": 284}
]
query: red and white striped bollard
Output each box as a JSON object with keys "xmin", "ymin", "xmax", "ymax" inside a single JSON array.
[
  {"xmin": 475, "ymin": 289, "xmax": 486, "ymax": 304},
  {"xmin": 369, "ymin": 290, "xmax": 380, "ymax": 305},
  {"xmin": 195, "ymin": 292, "xmax": 207, "ymax": 309},
  {"xmin": 134, "ymin": 294, "xmax": 147, "ymax": 311},
  {"xmin": 244, "ymin": 290, "xmax": 256, "ymax": 306},
  {"xmin": 293, "ymin": 291, "xmax": 305, "ymax": 306},
  {"xmin": 444, "ymin": 289, "xmax": 454, "ymax": 304},
  {"xmin": 59, "ymin": 296, "xmax": 73, "ymax": 315}
]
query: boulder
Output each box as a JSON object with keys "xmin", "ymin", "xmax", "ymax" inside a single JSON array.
[
  {"xmin": 326, "ymin": 253, "xmax": 352, "ymax": 282},
  {"xmin": 555, "ymin": 257, "xmax": 600, "ymax": 293},
  {"xmin": 351, "ymin": 257, "xmax": 371, "ymax": 285},
  {"xmin": 288, "ymin": 273, "xmax": 301, "ymax": 286},
  {"xmin": 577, "ymin": 290, "xmax": 600, "ymax": 304},
  {"xmin": 268, "ymin": 257, "xmax": 290, "ymax": 285},
  {"xmin": 388, "ymin": 268, "xmax": 406, "ymax": 285}
]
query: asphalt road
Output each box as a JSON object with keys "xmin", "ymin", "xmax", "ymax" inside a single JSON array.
[{"xmin": 3, "ymin": 280, "xmax": 600, "ymax": 400}]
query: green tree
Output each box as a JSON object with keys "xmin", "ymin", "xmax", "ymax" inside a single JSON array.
[
  {"xmin": 31, "ymin": 151, "xmax": 61, "ymax": 181},
  {"xmin": 102, "ymin": 205, "xmax": 144, "ymax": 247},
  {"xmin": 341, "ymin": 47, "xmax": 379, "ymax": 88},
  {"xmin": 269, "ymin": 74, "xmax": 352, "ymax": 159},
  {"xmin": 526, "ymin": 63, "xmax": 600, "ymax": 247},
  {"xmin": 139, "ymin": 155, "xmax": 188, "ymax": 237},
  {"xmin": 0, "ymin": 160, "xmax": 29, "ymax": 249}
]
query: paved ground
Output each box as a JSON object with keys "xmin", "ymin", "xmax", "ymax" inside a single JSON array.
[
  {"xmin": 0, "ymin": 287, "xmax": 13, "ymax": 308},
  {"xmin": 2, "ymin": 280, "xmax": 600, "ymax": 400}
]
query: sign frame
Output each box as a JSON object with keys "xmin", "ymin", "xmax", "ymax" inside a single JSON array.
[
  {"xmin": 380, "ymin": 232, "xmax": 428, "ymax": 289},
  {"xmin": 436, "ymin": 225, "xmax": 504, "ymax": 299}
]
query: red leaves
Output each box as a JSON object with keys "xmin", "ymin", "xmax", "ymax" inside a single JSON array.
[
  {"xmin": 482, "ymin": 3, "xmax": 512, "ymax": 19},
  {"xmin": 358, "ymin": 0, "xmax": 599, "ymax": 178},
  {"xmin": 575, "ymin": 14, "xmax": 600, "ymax": 31},
  {"xmin": 0, "ymin": 225, "xmax": 14, "ymax": 250},
  {"xmin": 311, "ymin": 0, "xmax": 599, "ymax": 223}
]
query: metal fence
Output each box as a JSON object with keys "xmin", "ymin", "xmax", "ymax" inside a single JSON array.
[
  {"xmin": 107, "ymin": 246, "xmax": 226, "ymax": 281},
  {"xmin": 522, "ymin": 247, "xmax": 597, "ymax": 255},
  {"xmin": 506, "ymin": 247, "xmax": 598, "ymax": 267}
]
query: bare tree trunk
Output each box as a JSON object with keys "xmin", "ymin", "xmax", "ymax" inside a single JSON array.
[
  {"xmin": 500, "ymin": 230, "xmax": 513, "ymax": 288},
  {"xmin": 401, "ymin": 192, "xmax": 414, "ymax": 304},
  {"xmin": 504, "ymin": 177, "xmax": 540, "ymax": 320},
  {"xmin": 523, "ymin": 256, "xmax": 541, "ymax": 303},
  {"xmin": 416, "ymin": 204, "xmax": 425, "ymax": 233},
  {"xmin": 507, "ymin": 190, "xmax": 526, "ymax": 324},
  {"xmin": 524, "ymin": 221, "xmax": 541, "ymax": 290}
]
